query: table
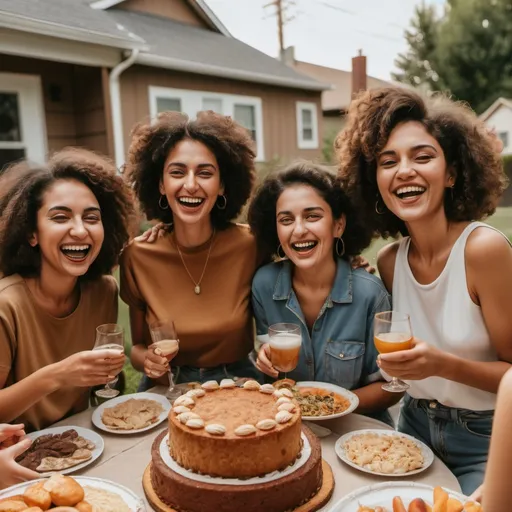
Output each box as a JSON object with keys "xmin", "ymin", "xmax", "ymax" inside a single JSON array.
[{"xmin": 52, "ymin": 386, "xmax": 461, "ymax": 511}]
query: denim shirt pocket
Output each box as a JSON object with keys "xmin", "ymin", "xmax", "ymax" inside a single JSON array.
[{"xmin": 324, "ymin": 340, "xmax": 365, "ymax": 389}]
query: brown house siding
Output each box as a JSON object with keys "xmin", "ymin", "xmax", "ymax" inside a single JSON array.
[
  {"xmin": 117, "ymin": 0, "xmax": 209, "ymax": 28},
  {"xmin": 120, "ymin": 65, "xmax": 323, "ymax": 164},
  {"xmin": 0, "ymin": 55, "xmax": 110, "ymax": 157}
]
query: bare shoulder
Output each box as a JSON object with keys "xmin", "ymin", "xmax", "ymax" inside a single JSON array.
[
  {"xmin": 465, "ymin": 226, "xmax": 512, "ymax": 269},
  {"xmin": 377, "ymin": 241, "xmax": 401, "ymax": 292}
]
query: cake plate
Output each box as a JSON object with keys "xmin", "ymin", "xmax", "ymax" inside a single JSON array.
[{"xmin": 142, "ymin": 459, "xmax": 334, "ymax": 512}]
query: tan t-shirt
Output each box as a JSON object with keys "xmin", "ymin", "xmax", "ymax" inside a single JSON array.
[
  {"xmin": 120, "ymin": 223, "xmax": 258, "ymax": 368},
  {"xmin": 0, "ymin": 274, "xmax": 118, "ymax": 432}
]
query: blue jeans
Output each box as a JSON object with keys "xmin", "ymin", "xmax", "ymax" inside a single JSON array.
[
  {"xmin": 138, "ymin": 356, "xmax": 262, "ymax": 391},
  {"xmin": 398, "ymin": 394, "xmax": 493, "ymax": 496}
]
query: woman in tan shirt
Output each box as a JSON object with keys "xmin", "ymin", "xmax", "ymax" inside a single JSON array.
[
  {"xmin": 121, "ymin": 111, "xmax": 261, "ymax": 389},
  {"xmin": 0, "ymin": 149, "xmax": 134, "ymax": 432}
]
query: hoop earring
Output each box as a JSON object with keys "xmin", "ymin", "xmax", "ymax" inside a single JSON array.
[
  {"xmin": 335, "ymin": 237, "xmax": 345, "ymax": 257},
  {"xmin": 216, "ymin": 195, "xmax": 227, "ymax": 210},
  {"xmin": 277, "ymin": 244, "xmax": 287, "ymax": 259},
  {"xmin": 159, "ymin": 195, "xmax": 169, "ymax": 210},
  {"xmin": 375, "ymin": 196, "xmax": 386, "ymax": 215}
]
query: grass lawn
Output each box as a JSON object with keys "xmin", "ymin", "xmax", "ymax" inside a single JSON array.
[{"xmin": 120, "ymin": 207, "xmax": 512, "ymax": 394}]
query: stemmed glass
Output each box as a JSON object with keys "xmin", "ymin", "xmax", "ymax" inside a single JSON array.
[
  {"xmin": 268, "ymin": 323, "xmax": 302, "ymax": 378},
  {"xmin": 93, "ymin": 323, "xmax": 125, "ymax": 399},
  {"xmin": 374, "ymin": 311, "xmax": 413, "ymax": 393},
  {"xmin": 149, "ymin": 319, "xmax": 182, "ymax": 401}
]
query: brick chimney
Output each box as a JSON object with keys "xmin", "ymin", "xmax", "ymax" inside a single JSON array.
[{"xmin": 352, "ymin": 50, "xmax": 367, "ymax": 98}]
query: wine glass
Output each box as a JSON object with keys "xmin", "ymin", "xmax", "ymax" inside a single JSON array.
[
  {"xmin": 93, "ymin": 323, "xmax": 125, "ymax": 399},
  {"xmin": 374, "ymin": 311, "xmax": 413, "ymax": 393},
  {"xmin": 268, "ymin": 323, "xmax": 302, "ymax": 378},
  {"xmin": 149, "ymin": 319, "xmax": 182, "ymax": 401}
]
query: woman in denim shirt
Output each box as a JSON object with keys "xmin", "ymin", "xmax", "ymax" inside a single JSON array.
[{"xmin": 249, "ymin": 162, "xmax": 400, "ymax": 425}]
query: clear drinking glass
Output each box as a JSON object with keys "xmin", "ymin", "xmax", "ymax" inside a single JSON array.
[
  {"xmin": 268, "ymin": 323, "xmax": 302, "ymax": 378},
  {"xmin": 93, "ymin": 323, "xmax": 125, "ymax": 399},
  {"xmin": 374, "ymin": 311, "xmax": 413, "ymax": 393},
  {"xmin": 149, "ymin": 319, "xmax": 182, "ymax": 401}
]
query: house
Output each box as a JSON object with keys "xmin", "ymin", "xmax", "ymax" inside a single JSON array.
[
  {"xmin": 479, "ymin": 97, "xmax": 512, "ymax": 156},
  {"xmin": 0, "ymin": 0, "xmax": 328, "ymax": 171}
]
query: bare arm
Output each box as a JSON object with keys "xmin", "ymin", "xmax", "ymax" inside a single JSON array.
[
  {"xmin": 376, "ymin": 242, "xmax": 400, "ymax": 293},
  {"xmin": 353, "ymin": 382, "xmax": 403, "ymax": 414}
]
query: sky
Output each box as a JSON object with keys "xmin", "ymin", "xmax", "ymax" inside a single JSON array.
[{"xmin": 205, "ymin": 0, "xmax": 446, "ymax": 80}]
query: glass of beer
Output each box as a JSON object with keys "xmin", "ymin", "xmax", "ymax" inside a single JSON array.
[
  {"xmin": 149, "ymin": 319, "xmax": 181, "ymax": 401},
  {"xmin": 374, "ymin": 311, "xmax": 413, "ymax": 393},
  {"xmin": 268, "ymin": 323, "xmax": 302, "ymax": 377}
]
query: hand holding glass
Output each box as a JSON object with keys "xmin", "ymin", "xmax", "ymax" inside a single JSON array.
[
  {"xmin": 149, "ymin": 319, "xmax": 181, "ymax": 401},
  {"xmin": 374, "ymin": 311, "xmax": 412, "ymax": 393},
  {"xmin": 268, "ymin": 323, "xmax": 302, "ymax": 377},
  {"xmin": 93, "ymin": 323, "xmax": 125, "ymax": 399}
]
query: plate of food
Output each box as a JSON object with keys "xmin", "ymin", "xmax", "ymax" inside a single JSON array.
[
  {"xmin": 0, "ymin": 473, "xmax": 145, "ymax": 511},
  {"xmin": 335, "ymin": 429, "xmax": 434, "ymax": 477},
  {"xmin": 16, "ymin": 426, "xmax": 103, "ymax": 475},
  {"xmin": 92, "ymin": 392, "xmax": 170, "ymax": 434},
  {"xmin": 326, "ymin": 482, "xmax": 480, "ymax": 512},
  {"xmin": 274, "ymin": 380, "xmax": 359, "ymax": 421}
]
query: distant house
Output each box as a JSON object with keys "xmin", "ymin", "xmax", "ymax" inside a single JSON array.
[
  {"xmin": 0, "ymin": 0, "xmax": 328, "ymax": 170},
  {"xmin": 479, "ymin": 97, "xmax": 512, "ymax": 156}
]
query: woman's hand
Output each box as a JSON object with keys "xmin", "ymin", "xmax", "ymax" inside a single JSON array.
[
  {"xmin": 134, "ymin": 222, "xmax": 167, "ymax": 244},
  {"xmin": 377, "ymin": 338, "xmax": 444, "ymax": 380},
  {"xmin": 255, "ymin": 344, "xmax": 278, "ymax": 378},
  {"xmin": 54, "ymin": 350, "xmax": 126, "ymax": 388},
  {"xmin": 0, "ymin": 425, "xmax": 39, "ymax": 489},
  {"xmin": 144, "ymin": 345, "xmax": 170, "ymax": 379},
  {"xmin": 469, "ymin": 483, "xmax": 484, "ymax": 503},
  {"xmin": 350, "ymin": 255, "xmax": 376, "ymax": 274}
]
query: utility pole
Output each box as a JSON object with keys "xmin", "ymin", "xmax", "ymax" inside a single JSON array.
[{"xmin": 264, "ymin": 0, "xmax": 295, "ymax": 55}]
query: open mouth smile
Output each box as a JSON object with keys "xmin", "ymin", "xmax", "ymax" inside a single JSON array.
[
  {"xmin": 291, "ymin": 241, "xmax": 318, "ymax": 253},
  {"xmin": 394, "ymin": 185, "xmax": 426, "ymax": 200},
  {"xmin": 177, "ymin": 196, "xmax": 206, "ymax": 209},
  {"xmin": 60, "ymin": 244, "xmax": 91, "ymax": 262}
]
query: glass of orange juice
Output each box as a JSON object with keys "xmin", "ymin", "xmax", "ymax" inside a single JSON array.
[{"xmin": 374, "ymin": 311, "xmax": 412, "ymax": 393}]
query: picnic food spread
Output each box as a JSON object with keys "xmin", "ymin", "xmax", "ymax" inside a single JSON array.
[
  {"xmin": 101, "ymin": 398, "xmax": 164, "ymax": 430},
  {"xmin": 149, "ymin": 379, "xmax": 325, "ymax": 512}
]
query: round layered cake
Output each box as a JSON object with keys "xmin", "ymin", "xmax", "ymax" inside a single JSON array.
[{"xmin": 149, "ymin": 379, "xmax": 325, "ymax": 512}]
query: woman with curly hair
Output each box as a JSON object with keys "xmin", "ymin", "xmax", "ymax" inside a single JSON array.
[
  {"xmin": 0, "ymin": 148, "xmax": 135, "ymax": 432},
  {"xmin": 121, "ymin": 110, "xmax": 261, "ymax": 389},
  {"xmin": 249, "ymin": 162, "xmax": 399, "ymax": 424},
  {"xmin": 337, "ymin": 86, "xmax": 512, "ymax": 494}
]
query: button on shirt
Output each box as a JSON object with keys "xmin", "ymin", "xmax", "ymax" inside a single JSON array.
[{"xmin": 252, "ymin": 259, "xmax": 391, "ymax": 390}]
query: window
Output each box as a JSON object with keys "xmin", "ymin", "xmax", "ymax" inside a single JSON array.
[
  {"xmin": 498, "ymin": 131, "xmax": 508, "ymax": 149},
  {"xmin": 296, "ymin": 101, "xmax": 319, "ymax": 149},
  {"xmin": 149, "ymin": 87, "xmax": 264, "ymax": 160}
]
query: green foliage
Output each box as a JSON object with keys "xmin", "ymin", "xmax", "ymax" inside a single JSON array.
[{"xmin": 321, "ymin": 130, "xmax": 337, "ymax": 164}]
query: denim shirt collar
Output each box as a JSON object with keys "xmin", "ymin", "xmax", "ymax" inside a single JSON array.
[{"xmin": 272, "ymin": 258, "xmax": 353, "ymax": 304}]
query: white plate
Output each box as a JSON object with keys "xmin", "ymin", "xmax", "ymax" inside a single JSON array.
[
  {"xmin": 0, "ymin": 475, "xmax": 145, "ymax": 511},
  {"xmin": 326, "ymin": 481, "xmax": 470, "ymax": 512},
  {"xmin": 294, "ymin": 381, "xmax": 359, "ymax": 421},
  {"xmin": 24, "ymin": 425, "xmax": 104, "ymax": 475},
  {"xmin": 335, "ymin": 429, "xmax": 434, "ymax": 477},
  {"xmin": 92, "ymin": 392, "xmax": 170, "ymax": 434}
]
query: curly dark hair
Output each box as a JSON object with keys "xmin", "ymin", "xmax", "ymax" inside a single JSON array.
[
  {"xmin": 125, "ymin": 110, "xmax": 257, "ymax": 230},
  {"xmin": 0, "ymin": 148, "xmax": 136, "ymax": 280},
  {"xmin": 336, "ymin": 87, "xmax": 508, "ymax": 238},
  {"xmin": 248, "ymin": 161, "xmax": 373, "ymax": 262}
]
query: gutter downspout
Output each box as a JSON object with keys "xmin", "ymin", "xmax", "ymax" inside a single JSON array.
[{"xmin": 109, "ymin": 49, "xmax": 139, "ymax": 169}]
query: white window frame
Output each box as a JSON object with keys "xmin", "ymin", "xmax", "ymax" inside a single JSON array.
[
  {"xmin": 296, "ymin": 101, "xmax": 319, "ymax": 150},
  {"xmin": 0, "ymin": 73, "xmax": 47, "ymax": 165},
  {"xmin": 498, "ymin": 131, "xmax": 509, "ymax": 149},
  {"xmin": 148, "ymin": 86, "xmax": 265, "ymax": 161}
]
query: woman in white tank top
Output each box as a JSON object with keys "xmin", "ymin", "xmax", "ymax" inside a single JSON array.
[{"xmin": 336, "ymin": 86, "xmax": 512, "ymax": 495}]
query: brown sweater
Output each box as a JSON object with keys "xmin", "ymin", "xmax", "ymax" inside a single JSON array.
[
  {"xmin": 0, "ymin": 274, "xmax": 118, "ymax": 432},
  {"xmin": 120, "ymin": 224, "xmax": 258, "ymax": 368}
]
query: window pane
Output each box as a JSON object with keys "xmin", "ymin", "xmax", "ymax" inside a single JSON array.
[
  {"xmin": 0, "ymin": 93, "xmax": 21, "ymax": 142},
  {"xmin": 234, "ymin": 104, "xmax": 256, "ymax": 141},
  {"xmin": 202, "ymin": 98, "xmax": 223, "ymax": 113},
  {"xmin": 302, "ymin": 128, "xmax": 313, "ymax": 141},
  {"xmin": 499, "ymin": 131, "xmax": 508, "ymax": 148},
  {"xmin": 0, "ymin": 148, "xmax": 25, "ymax": 171},
  {"xmin": 301, "ymin": 108, "xmax": 312, "ymax": 127},
  {"xmin": 156, "ymin": 97, "xmax": 181, "ymax": 113}
]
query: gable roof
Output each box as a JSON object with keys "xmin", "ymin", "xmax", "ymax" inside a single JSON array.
[
  {"xmin": 88, "ymin": 0, "xmax": 231, "ymax": 37},
  {"xmin": 108, "ymin": 9, "xmax": 327, "ymax": 90},
  {"xmin": 479, "ymin": 97, "xmax": 512, "ymax": 122}
]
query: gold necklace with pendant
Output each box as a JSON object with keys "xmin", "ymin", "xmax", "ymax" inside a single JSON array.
[{"xmin": 175, "ymin": 230, "xmax": 216, "ymax": 295}]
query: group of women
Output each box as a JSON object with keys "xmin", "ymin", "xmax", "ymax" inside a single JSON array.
[{"xmin": 0, "ymin": 87, "xmax": 511, "ymax": 510}]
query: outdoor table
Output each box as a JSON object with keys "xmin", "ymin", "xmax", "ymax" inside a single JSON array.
[{"xmin": 51, "ymin": 386, "xmax": 461, "ymax": 511}]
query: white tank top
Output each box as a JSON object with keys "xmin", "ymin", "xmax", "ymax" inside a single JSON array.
[{"xmin": 392, "ymin": 222, "xmax": 509, "ymax": 410}]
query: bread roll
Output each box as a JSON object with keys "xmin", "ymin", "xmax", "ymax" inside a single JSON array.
[
  {"xmin": 24, "ymin": 482, "xmax": 51, "ymax": 510},
  {"xmin": 47, "ymin": 476, "xmax": 84, "ymax": 507},
  {"xmin": 0, "ymin": 501, "xmax": 28, "ymax": 512},
  {"xmin": 75, "ymin": 502, "xmax": 93, "ymax": 512}
]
